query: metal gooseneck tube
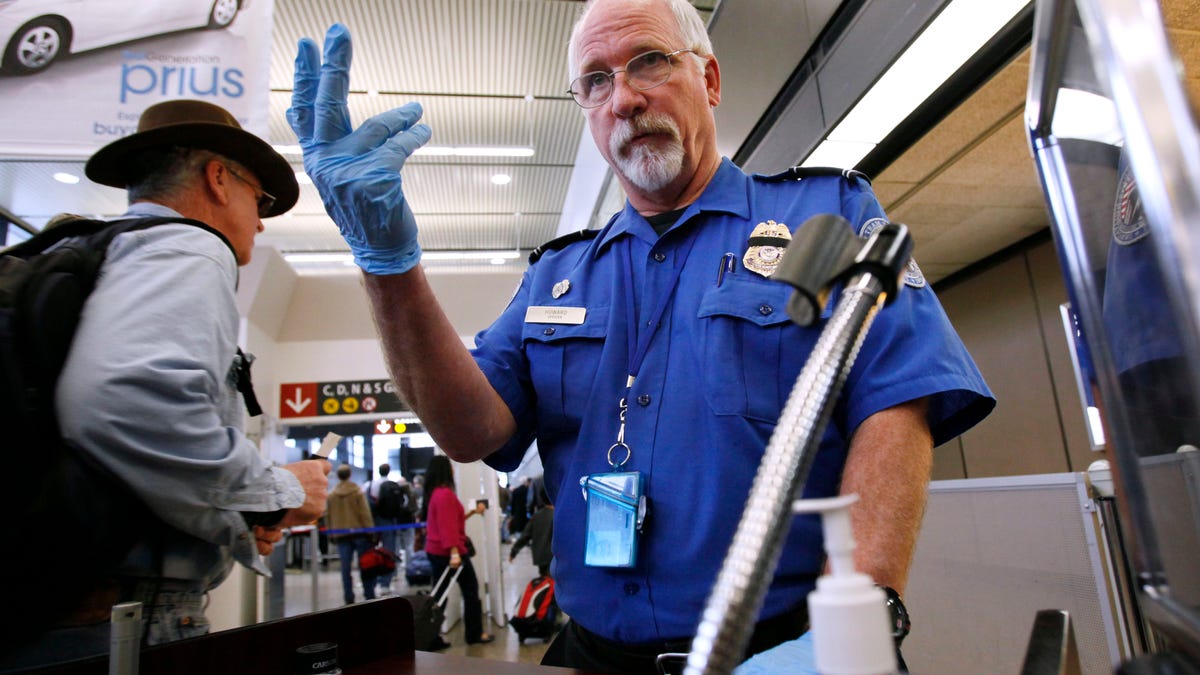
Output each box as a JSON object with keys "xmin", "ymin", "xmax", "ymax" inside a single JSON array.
[{"xmin": 684, "ymin": 216, "xmax": 914, "ymax": 675}]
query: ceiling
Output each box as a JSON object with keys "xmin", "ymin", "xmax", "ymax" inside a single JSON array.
[{"xmin": 2, "ymin": 0, "xmax": 1198, "ymax": 287}]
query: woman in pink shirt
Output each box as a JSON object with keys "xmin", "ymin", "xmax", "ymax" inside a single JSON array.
[{"xmin": 421, "ymin": 455, "xmax": 493, "ymax": 644}]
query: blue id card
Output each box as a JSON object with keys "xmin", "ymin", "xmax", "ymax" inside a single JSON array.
[{"xmin": 580, "ymin": 471, "xmax": 647, "ymax": 568}]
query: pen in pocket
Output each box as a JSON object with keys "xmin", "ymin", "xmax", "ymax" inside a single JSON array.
[{"xmin": 716, "ymin": 252, "xmax": 736, "ymax": 287}]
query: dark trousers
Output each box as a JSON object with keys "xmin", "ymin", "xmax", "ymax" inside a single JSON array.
[
  {"xmin": 335, "ymin": 536, "xmax": 375, "ymax": 603},
  {"xmin": 427, "ymin": 552, "xmax": 485, "ymax": 643},
  {"xmin": 541, "ymin": 605, "xmax": 808, "ymax": 675}
]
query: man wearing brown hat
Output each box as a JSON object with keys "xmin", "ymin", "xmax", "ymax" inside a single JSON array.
[{"xmin": 2, "ymin": 99, "xmax": 329, "ymax": 669}]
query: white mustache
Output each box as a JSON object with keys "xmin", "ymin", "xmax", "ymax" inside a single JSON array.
[{"xmin": 610, "ymin": 113, "xmax": 681, "ymax": 157}]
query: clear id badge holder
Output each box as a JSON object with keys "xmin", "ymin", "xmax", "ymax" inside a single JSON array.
[{"xmin": 579, "ymin": 470, "xmax": 647, "ymax": 568}]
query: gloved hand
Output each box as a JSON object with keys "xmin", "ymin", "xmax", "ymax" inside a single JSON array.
[
  {"xmin": 287, "ymin": 23, "xmax": 432, "ymax": 275},
  {"xmin": 733, "ymin": 631, "xmax": 818, "ymax": 675}
]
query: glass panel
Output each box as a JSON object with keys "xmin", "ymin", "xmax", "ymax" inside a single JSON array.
[{"xmin": 1027, "ymin": 0, "xmax": 1200, "ymax": 657}]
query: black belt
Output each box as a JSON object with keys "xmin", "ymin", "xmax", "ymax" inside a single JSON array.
[
  {"xmin": 572, "ymin": 602, "xmax": 809, "ymax": 665},
  {"xmin": 573, "ymin": 621, "xmax": 692, "ymax": 659}
]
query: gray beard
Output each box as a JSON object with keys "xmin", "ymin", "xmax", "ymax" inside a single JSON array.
[{"xmin": 610, "ymin": 113, "xmax": 685, "ymax": 193}]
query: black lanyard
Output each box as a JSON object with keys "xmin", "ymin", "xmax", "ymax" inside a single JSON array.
[
  {"xmin": 621, "ymin": 233, "xmax": 698, "ymax": 382},
  {"xmin": 607, "ymin": 231, "xmax": 698, "ymax": 468}
]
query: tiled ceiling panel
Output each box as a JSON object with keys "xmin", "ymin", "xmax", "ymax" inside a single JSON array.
[
  {"xmin": 269, "ymin": 0, "xmax": 585, "ymax": 98},
  {"xmin": 265, "ymin": 92, "xmax": 584, "ymax": 164}
]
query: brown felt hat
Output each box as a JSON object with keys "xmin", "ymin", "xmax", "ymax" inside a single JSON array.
[{"xmin": 85, "ymin": 99, "xmax": 298, "ymax": 217}]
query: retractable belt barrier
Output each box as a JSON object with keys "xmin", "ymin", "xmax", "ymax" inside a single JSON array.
[
  {"xmin": 316, "ymin": 522, "xmax": 425, "ymax": 536},
  {"xmin": 270, "ymin": 523, "xmax": 429, "ymax": 618}
]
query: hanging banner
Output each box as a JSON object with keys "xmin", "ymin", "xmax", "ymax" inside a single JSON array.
[{"xmin": 0, "ymin": 0, "xmax": 275, "ymax": 157}]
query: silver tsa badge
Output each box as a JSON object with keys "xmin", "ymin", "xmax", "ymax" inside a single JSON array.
[
  {"xmin": 552, "ymin": 279, "xmax": 571, "ymax": 299},
  {"xmin": 742, "ymin": 220, "xmax": 792, "ymax": 278}
]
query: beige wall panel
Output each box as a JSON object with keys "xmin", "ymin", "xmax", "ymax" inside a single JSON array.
[
  {"xmin": 275, "ymin": 270, "xmax": 524, "ymax": 343},
  {"xmin": 1026, "ymin": 239, "xmax": 1103, "ymax": 471},
  {"xmin": 932, "ymin": 437, "xmax": 968, "ymax": 481},
  {"xmin": 940, "ymin": 254, "xmax": 1071, "ymax": 477},
  {"xmin": 278, "ymin": 275, "xmax": 377, "ymax": 343}
]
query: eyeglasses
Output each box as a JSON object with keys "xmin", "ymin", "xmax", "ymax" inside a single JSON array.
[
  {"xmin": 225, "ymin": 165, "xmax": 276, "ymax": 218},
  {"xmin": 568, "ymin": 48, "xmax": 696, "ymax": 109}
]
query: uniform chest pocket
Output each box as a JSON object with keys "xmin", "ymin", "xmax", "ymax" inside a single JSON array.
[
  {"xmin": 523, "ymin": 305, "xmax": 610, "ymax": 432},
  {"xmin": 697, "ymin": 275, "xmax": 820, "ymax": 422}
]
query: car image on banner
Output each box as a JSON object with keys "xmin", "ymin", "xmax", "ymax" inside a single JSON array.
[{"xmin": 0, "ymin": 0, "xmax": 242, "ymax": 76}]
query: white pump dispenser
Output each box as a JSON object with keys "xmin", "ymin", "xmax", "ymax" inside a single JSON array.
[{"xmin": 794, "ymin": 494, "xmax": 898, "ymax": 675}]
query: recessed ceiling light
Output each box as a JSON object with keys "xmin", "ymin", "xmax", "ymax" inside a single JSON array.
[
  {"xmin": 491, "ymin": 173, "xmax": 512, "ymax": 185},
  {"xmin": 274, "ymin": 143, "xmax": 535, "ymax": 158},
  {"xmin": 422, "ymin": 250, "xmax": 521, "ymax": 261},
  {"xmin": 284, "ymin": 250, "xmax": 522, "ymax": 265},
  {"xmin": 284, "ymin": 252, "xmax": 355, "ymax": 264},
  {"xmin": 414, "ymin": 146, "xmax": 535, "ymax": 157},
  {"xmin": 53, "ymin": 172, "xmax": 80, "ymax": 184}
]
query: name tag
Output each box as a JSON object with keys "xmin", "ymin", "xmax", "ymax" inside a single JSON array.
[{"xmin": 525, "ymin": 306, "xmax": 586, "ymax": 325}]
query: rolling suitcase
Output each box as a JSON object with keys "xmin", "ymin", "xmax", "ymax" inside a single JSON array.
[
  {"xmin": 405, "ymin": 549, "xmax": 433, "ymax": 586},
  {"xmin": 406, "ymin": 564, "xmax": 463, "ymax": 651},
  {"xmin": 509, "ymin": 575, "xmax": 559, "ymax": 643}
]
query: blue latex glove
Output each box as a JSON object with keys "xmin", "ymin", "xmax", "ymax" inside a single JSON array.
[
  {"xmin": 734, "ymin": 631, "xmax": 819, "ymax": 675},
  {"xmin": 287, "ymin": 23, "xmax": 432, "ymax": 275}
]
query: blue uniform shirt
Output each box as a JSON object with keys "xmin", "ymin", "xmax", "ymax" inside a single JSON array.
[
  {"xmin": 475, "ymin": 158, "xmax": 994, "ymax": 643},
  {"xmin": 1103, "ymin": 155, "xmax": 1182, "ymax": 371}
]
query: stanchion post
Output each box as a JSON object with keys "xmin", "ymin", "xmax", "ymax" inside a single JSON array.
[{"xmin": 310, "ymin": 525, "xmax": 320, "ymax": 612}]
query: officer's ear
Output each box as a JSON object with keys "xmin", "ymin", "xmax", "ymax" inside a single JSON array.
[{"xmin": 703, "ymin": 53, "xmax": 721, "ymax": 108}]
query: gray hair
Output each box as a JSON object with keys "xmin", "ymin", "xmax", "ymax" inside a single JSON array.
[
  {"xmin": 126, "ymin": 146, "xmax": 232, "ymax": 204},
  {"xmin": 568, "ymin": 0, "xmax": 713, "ymax": 78}
]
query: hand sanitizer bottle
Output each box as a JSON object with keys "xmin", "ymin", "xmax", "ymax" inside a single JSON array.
[
  {"xmin": 109, "ymin": 601, "xmax": 142, "ymax": 675},
  {"xmin": 794, "ymin": 494, "xmax": 899, "ymax": 675}
]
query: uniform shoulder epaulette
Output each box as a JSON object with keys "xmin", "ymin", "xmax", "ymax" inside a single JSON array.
[
  {"xmin": 528, "ymin": 228, "xmax": 600, "ymax": 264},
  {"xmin": 757, "ymin": 166, "xmax": 872, "ymax": 185}
]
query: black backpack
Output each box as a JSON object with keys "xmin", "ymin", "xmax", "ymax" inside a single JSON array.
[
  {"xmin": 376, "ymin": 479, "xmax": 407, "ymax": 520},
  {"xmin": 0, "ymin": 215, "xmax": 243, "ymax": 644}
]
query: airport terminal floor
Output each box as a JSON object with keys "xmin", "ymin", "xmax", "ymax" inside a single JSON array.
[{"xmin": 282, "ymin": 537, "xmax": 554, "ymax": 666}]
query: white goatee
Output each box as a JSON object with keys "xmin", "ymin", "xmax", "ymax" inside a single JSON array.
[{"xmin": 609, "ymin": 112, "xmax": 684, "ymax": 193}]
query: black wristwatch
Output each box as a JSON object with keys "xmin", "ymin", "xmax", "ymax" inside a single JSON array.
[{"xmin": 880, "ymin": 586, "xmax": 911, "ymax": 645}]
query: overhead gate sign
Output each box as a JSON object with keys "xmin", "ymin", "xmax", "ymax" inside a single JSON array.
[{"xmin": 279, "ymin": 380, "xmax": 408, "ymax": 418}]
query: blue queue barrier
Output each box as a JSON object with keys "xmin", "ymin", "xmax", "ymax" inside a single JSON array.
[{"xmin": 270, "ymin": 522, "xmax": 427, "ymax": 619}]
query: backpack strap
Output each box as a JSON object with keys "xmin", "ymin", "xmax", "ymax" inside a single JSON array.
[
  {"xmin": 14, "ymin": 216, "xmax": 258, "ymax": 416},
  {"xmin": 6, "ymin": 215, "xmax": 235, "ymax": 260}
]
